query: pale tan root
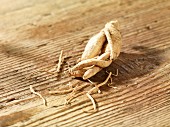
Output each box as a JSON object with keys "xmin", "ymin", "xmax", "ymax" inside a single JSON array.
[
  {"xmin": 66, "ymin": 91, "xmax": 86, "ymax": 104},
  {"xmin": 81, "ymin": 31, "xmax": 106, "ymax": 60},
  {"xmin": 107, "ymin": 72, "xmax": 118, "ymax": 88},
  {"xmin": 87, "ymin": 79, "xmax": 101, "ymax": 93},
  {"xmin": 72, "ymin": 83, "xmax": 89, "ymax": 92},
  {"xmin": 71, "ymin": 53, "xmax": 110, "ymax": 79},
  {"xmin": 71, "ymin": 59, "xmax": 112, "ymax": 71},
  {"xmin": 83, "ymin": 65, "xmax": 95, "ymax": 70},
  {"xmin": 113, "ymin": 69, "xmax": 119, "ymax": 76},
  {"xmin": 106, "ymin": 69, "xmax": 119, "ymax": 76},
  {"xmin": 87, "ymin": 79, "xmax": 95, "ymax": 84},
  {"xmin": 65, "ymin": 83, "xmax": 89, "ymax": 103},
  {"xmin": 95, "ymin": 72, "xmax": 112, "ymax": 88},
  {"xmin": 56, "ymin": 50, "xmax": 63, "ymax": 72},
  {"xmin": 30, "ymin": 85, "xmax": 47, "ymax": 106},
  {"xmin": 104, "ymin": 21, "xmax": 122, "ymax": 60},
  {"xmin": 67, "ymin": 80, "xmax": 82, "ymax": 88},
  {"xmin": 83, "ymin": 66, "xmax": 102, "ymax": 80},
  {"xmin": 98, "ymin": 52, "xmax": 110, "ymax": 60},
  {"xmin": 49, "ymin": 89, "xmax": 73, "ymax": 94},
  {"xmin": 38, "ymin": 50, "xmax": 64, "ymax": 75},
  {"xmin": 104, "ymin": 29, "xmax": 117, "ymax": 60},
  {"xmin": 69, "ymin": 69, "xmax": 86, "ymax": 77},
  {"xmin": 86, "ymin": 93, "xmax": 97, "ymax": 111},
  {"xmin": 83, "ymin": 52, "xmax": 111, "ymax": 80},
  {"xmin": 108, "ymin": 83, "xmax": 117, "ymax": 89},
  {"xmin": 88, "ymin": 72, "xmax": 112, "ymax": 94}
]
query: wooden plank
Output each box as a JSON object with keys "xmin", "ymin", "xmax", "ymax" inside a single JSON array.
[{"xmin": 0, "ymin": 0, "xmax": 170, "ymax": 126}]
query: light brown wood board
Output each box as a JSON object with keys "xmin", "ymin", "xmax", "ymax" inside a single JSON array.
[{"xmin": 0, "ymin": 0, "xmax": 170, "ymax": 127}]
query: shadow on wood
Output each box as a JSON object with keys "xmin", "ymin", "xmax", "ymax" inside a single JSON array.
[{"xmin": 89, "ymin": 46, "xmax": 165, "ymax": 88}]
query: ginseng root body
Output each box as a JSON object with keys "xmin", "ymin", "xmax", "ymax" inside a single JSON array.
[{"xmin": 69, "ymin": 20, "xmax": 122, "ymax": 80}]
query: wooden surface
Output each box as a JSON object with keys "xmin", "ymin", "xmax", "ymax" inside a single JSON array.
[{"xmin": 0, "ymin": 0, "xmax": 170, "ymax": 127}]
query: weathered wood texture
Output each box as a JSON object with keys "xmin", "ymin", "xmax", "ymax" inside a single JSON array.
[{"xmin": 0, "ymin": 0, "xmax": 170, "ymax": 127}]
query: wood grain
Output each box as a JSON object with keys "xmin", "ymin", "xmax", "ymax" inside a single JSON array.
[{"xmin": 0, "ymin": 0, "xmax": 170, "ymax": 127}]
